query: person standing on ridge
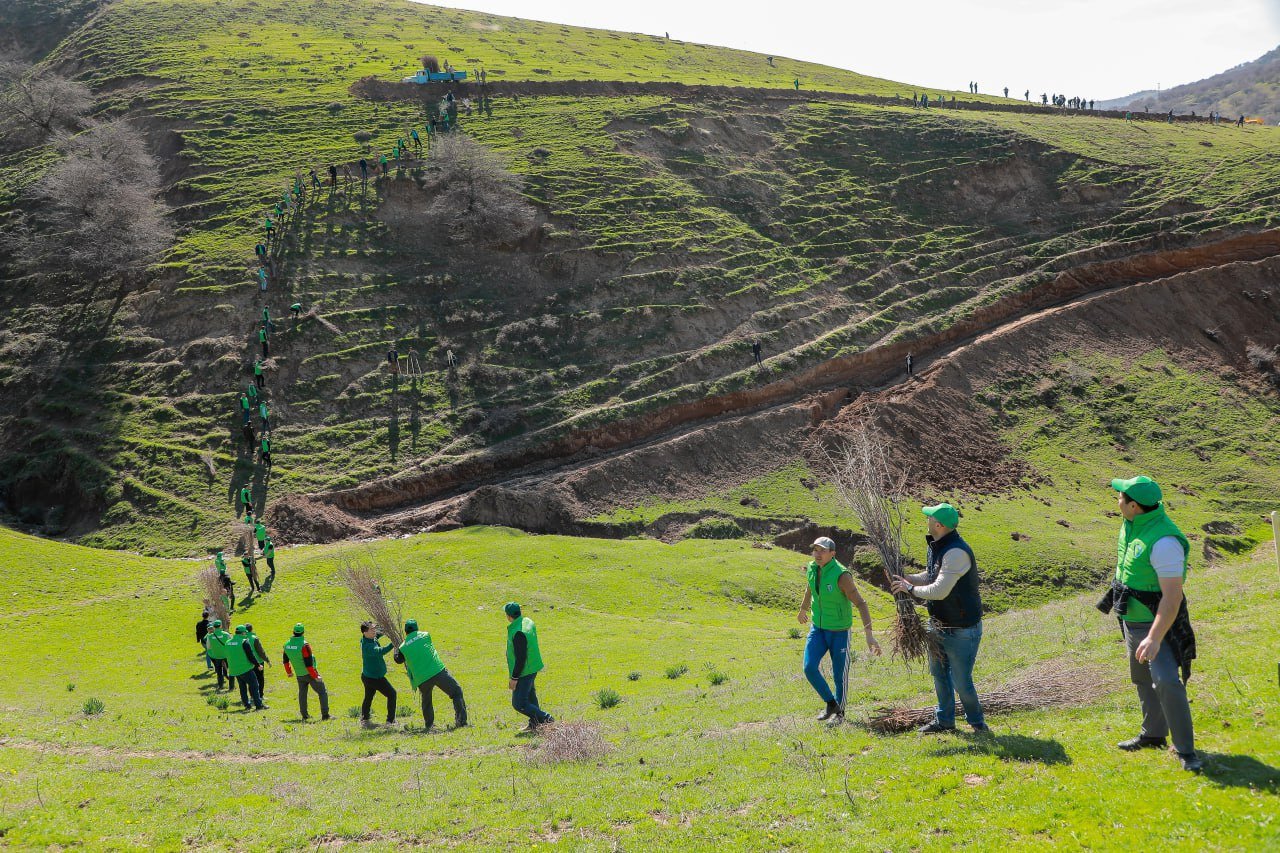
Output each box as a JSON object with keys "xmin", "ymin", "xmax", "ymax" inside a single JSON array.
[
  {"xmin": 239, "ymin": 391, "xmax": 251, "ymax": 425},
  {"xmin": 283, "ymin": 623, "xmax": 330, "ymax": 721},
  {"xmin": 798, "ymin": 537, "xmax": 881, "ymax": 724},
  {"xmin": 328, "ymin": 163, "xmax": 337, "ymax": 187},
  {"xmin": 394, "ymin": 619, "xmax": 468, "ymax": 731},
  {"xmin": 225, "ymin": 625, "xmax": 267, "ymax": 711},
  {"xmin": 891, "ymin": 503, "xmax": 988, "ymax": 734},
  {"xmin": 246, "ymin": 380, "xmax": 259, "ymax": 411},
  {"xmin": 260, "ymin": 434, "xmax": 272, "ymax": 469},
  {"xmin": 259, "ymin": 400, "xmax": 269, "ymax": 432},
  {"xmin": 239, "ymin": 483, "xmax": 253, "ymax": 516},
  {"xmin": 751, "ymin": 339, "xmax": 762, "ymax": 367},
  {"xmin": 241, "ymin": 420, "xmax": 256, "ymax": 449},
  {"xmin": 504, "ymin": 603, "xmax": 554, "ymax": 732},
  {"xmin": 253, "ymin": 358, "xmax": 265, "ymax": 389},
  {"xmin": 906, "ymin": 352, "xmax": 914, "ymax": 377},
  {"xmin": 359, "ymin": 621, "xmax": 398, "ymax": 726},
  {"xmin": 259, "ymin": 327, "xmax": 269, "ymax": 359},
  {"xmin": 1097, "ymin": 476, "xmax": 1200, "ymax": 772}
]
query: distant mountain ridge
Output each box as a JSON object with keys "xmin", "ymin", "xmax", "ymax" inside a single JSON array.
[{"xmin": 1106, "ymin": 45, "xmax": 1280, "ymax": 122}]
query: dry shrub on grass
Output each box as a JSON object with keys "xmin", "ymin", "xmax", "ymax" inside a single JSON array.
[
  {"xmin": 865, "ymin": 661, "xmax": 1110, "ymax": 733},
  {"xmin": 197, "ymin": 567, "xmax": 230, "ymax": 626},
  {"xmin": 526, "ymin": 721, "xmax": 611, "ymax": 765}
]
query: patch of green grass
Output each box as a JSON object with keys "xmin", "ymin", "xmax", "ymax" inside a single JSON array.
[
  {"xmin": 593, "ymin": 687, "xmax": 622, "ymax": 709},
  {"xmin": 664, "ymin": 663, "xmax": 689, "ymax": 680}
]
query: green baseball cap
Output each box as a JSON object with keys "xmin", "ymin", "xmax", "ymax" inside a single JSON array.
[
  {"xmin": 504, "ymin": 602, "xmax": 521, "ymax": 618},
  {"xmin": 1111, "ymin": 475, "xmax": 1162, "ymax": 506},
  {"xmin": 404, "ymin": 619, "xmax": 418, "ymax": 633},
  {"xmin": 293, "ymin": 623, "xmax": 305, "ymax": 635},
  {"xmin": 212, "ymin": 618, "xmax": 222, "ymax": 628},
  {"xmin": 922, "ymin": 503, "xmax": 960, "ymax": 528}
]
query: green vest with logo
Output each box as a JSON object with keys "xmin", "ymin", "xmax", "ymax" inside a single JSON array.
[
  {"xmin": 506, "ymin": 616, "xmax": 544, "ymax": 678},
  {"xmin": 807, "ymin": 559, "xmax": 853, "ymax": 630},
  {"xmin": 225, "ymin": 634, "xmax": 255, "ymax": 677},
  {"xmin": 399, "ymin": 630, "xmax": 445, "ymax": 688},
  {"xmin": 206, "ymin": 629, "xmax": 231, "ymax": 661},
  {"xmin": 1116, "ymin": 505, "xmax": 1189, "ymax": 623},
  {"xmin": 283, "ymin": 635, "xmax": 308, "ymax": 674}
]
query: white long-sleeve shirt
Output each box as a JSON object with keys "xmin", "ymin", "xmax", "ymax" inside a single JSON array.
[{"xmin": 904, "ymin": 548, "xmax": 972, "ymax": 600}]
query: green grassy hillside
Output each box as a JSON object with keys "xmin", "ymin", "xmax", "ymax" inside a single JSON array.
[
  {"xmin": 4, "ymin": 0, "xmax": 1280, "ymax": 565},
  {"xmin": 1116, "ymin": 45, "xmax": 1280, "ymax": 124},
  {"xmin": 0, "ymin": 524, "xmax": 1277, "ymax": 848}
]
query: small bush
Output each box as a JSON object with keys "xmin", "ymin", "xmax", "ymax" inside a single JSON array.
[
  {"xmin": 221, "ymin": 112, "xmax": 236, "ymax": 124},
  {"xmin": 527, "ymin": 721, "xmax": 611, "ymax": 765},
  {"xmin": 346, "ymin": 706, "xmax": 361, "ymax": 718},
  {"xmin": 66, "ymin": 682, "xmax": 76, "ymax": 692},
  {"xmin": 82, "ymin": 697, "xmax": 105, "ymax": 716},
  {"xmin": 353, "ymin": 130, "xmax": 374, "ymax": 144},
  {"xmin": 665, "ymin": 664, "xmax": 689, "ymax": 680},
  {"xmin": 213, "ymin": 696, "xmax": 230, "ymax": 710},
  {"xmin": 626, "ymin": 671, "xmax": 641, "ymax": 681},
  {"xmin": 686, "ymin": 517, "xmax": 746, "ymax": 540},
  {"xmin": 326, "ymin": 101, "xmax": 346, "ymax": 113},
  {"xmin": 706, "ymin": 667, "xmax": 729, "ymax": 686},
  {"xmin": 594, "ymin": 688, "xmax": 622, "ymax": 709},
  {"xmin": 787, "ymin": 627, "xmax": 803, "ymax": 639}
]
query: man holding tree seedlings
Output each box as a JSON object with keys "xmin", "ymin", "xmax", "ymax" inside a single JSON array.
[
  {"xmin": 890, "ymin": 504, "xmax": 988, "ymax": 733},
  {"xmin": 394, "ymin": 619, "xmax": 468, "ymax": 731},
  {"xmin": 1096, "ymin": 476, "xmax": 1200, "ymax": 772},
  {"xmin": 798, "ymin": 536, "xmax": 881, "ymax": 724}
]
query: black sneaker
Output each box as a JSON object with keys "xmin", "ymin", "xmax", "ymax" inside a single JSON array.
[
  {"xmin": 825, "ymin": 709, "xmax": 845, "ymax": 727},
  {"xmin": 971, "ymin": 723, "xmax": 993, "ymax": 735},
  {"xmin": 1178, "ymin": 752, "xmax": 1203, "ymax": 773},
  {"xmin": 320, "ymin": 713, "xmax": 330, "ymax": 721},
  {"xmin": 918, "ymin": 721, "xmax": 956, "ymax": 734},
  {"xmin": 817, "ymin": 700, "xmax": 839, "ymax": 721},
  {"xmin": 1117, "ymin": 735, "xmax": 1167, "ymax": 751}
]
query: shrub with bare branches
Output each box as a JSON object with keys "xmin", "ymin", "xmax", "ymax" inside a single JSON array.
[
  {"xmin": 0, "ymin": 56, "xmax": 93, "ymax": 146},
  {"xmin": 197, "ymin": 567, "xmax": 231, "ymax": 627},
  {"xmin": 526, "ymin": 721, "xmax": 610, "ymax": 765},
  {"xmin": 421, "ymin": 134, "xmax": 536, "ymax": 245},
  {"xmin": 337, "ymin": 555, "xmax": 406, "ymax": 646},
  {"xmin": 810, "ymin": 420, "xmax": 939, "ymax": 663}
]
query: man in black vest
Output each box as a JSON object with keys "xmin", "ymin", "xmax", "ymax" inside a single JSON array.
[{"xmin": 891, "ymin": 503, "xmax": 987, "ymax": 733}]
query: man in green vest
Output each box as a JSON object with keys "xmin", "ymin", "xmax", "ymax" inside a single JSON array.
[
  {"xmin": 213, "ymin": 550, "xmax": 235, "ymax": 612},
  {"xmin": 260, "ymin": 434, "xmax": 271, "ymax": 468},
  {"xmin": 253, "ymin": 358, "xmax": 265, "ymax": 389},
  {"xmin": 263, "ymin": 538, "xmax": 276, "ymax": 581},
  {"xmin": 393, "ymin": 619, "xmax": 467, "ymax": 731},
  {"xmin": 283, "ymin": 623, "xmax": 330, "ymax": 721},
  {"xmin": 254, "ymin": 519, "xmax": 268, "ymax": 554},
  {"xmin": 226, "ymin": 625, "xmax": 267, "ymax": 710},
  {"xmin": 505, "ymin": 603, "xmax": 553, "ymax": 732},
  {"xmin": 245, "ymin": 623, "xmax": 271, "ymax": 696},
  {"xmin": 238, "ymin": 483, "xmax": 253, "ymax": 516},
  {"xmin": 1105, "ymin": 476, "xmax": 1200, "ymax": 772},
  {"xmin": 239, "ymin": 392, "xmax": 251, "ymax": 425},
  {"xmin": 799, "ymin": 537, "xmax": 881, "ymax": 723},
  {"xmin": 241, "ymin": 552, "xmax": 260, "ymax": 594},
  {"xmin": 205, "ymin": 618, "xmax": 231, "ymax": 691}
]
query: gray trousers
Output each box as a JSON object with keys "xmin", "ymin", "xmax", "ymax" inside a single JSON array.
[
  {"xmin": 296, "ymin": 675, "xmax": 329, "ymax": 719},
  {"xmin": 1124, "ymin": 620, "xmax": 1194, "ymax": 755}
]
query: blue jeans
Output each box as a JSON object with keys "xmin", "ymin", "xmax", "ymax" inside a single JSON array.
[
  {"xmin": 512, "ymin": 673, "xmax": 551, "ymax": 724},
  {"xmin": 928, "ymin": 622, "xmax": 984, "ymax": 727},
  {"xmin": 802, "ymin": 626, "xmax": 850, "ymax": 707}
]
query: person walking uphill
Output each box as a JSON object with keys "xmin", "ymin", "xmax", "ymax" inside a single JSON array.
[
  {"xmin": 225, "ymin": 625, "xmax": 267, "ymax": 710},
  {"xmin": 1097, "ymin": 476, "xmax": 1200, "ymax": 772},
  {"xmin": 206, "ymin": 618, "xmax": 231, "ymax": 690},
  {"xmin": 283, "ymin": 623, "xmax": 330, "ymax": 721},
  {"xmin": 891, "ymin": 503, "xmax": 987, "ymax": 734},
  {"xmin": 505, "ymin": 603, "xmax": 554, "ymax": 732},
  {"xmin": 359, "ymin": 621, "xmax": 398, "ymax": 726},
  {"xmin": 799, "ymin": 537, "xmax": 881, "ymax": 723},
  {"xmin": 394, "ymin": 619, "xmax": 467, "ymax": 731}
]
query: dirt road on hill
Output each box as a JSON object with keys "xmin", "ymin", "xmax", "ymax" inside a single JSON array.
[{"xmin": 270, "ymin": 231, "xmax": 1280, "ymax": 546}]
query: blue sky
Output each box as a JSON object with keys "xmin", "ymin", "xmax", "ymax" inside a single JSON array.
[{"xmin": 424, "ymin": 0, "xmax": 1280, "ymax": 99}]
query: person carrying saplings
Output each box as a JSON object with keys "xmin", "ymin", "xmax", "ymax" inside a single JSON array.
[
  {"xmin": 242, "ymin": 552, "xmax": 260, "ymax": 594},
  {"xmin": 359, "ymin": 621, "xmax": 397, "ymax": 726},
  {"xmin": 214, "ymin": 550, "xmax": 235, "ymax": 612},
  {"xmin": 283, "ymin": 623, "xmax": 330, "ymax": 721},
  {"xmin": 206, "ymin": 618, "xmax": 232, "ymax": 691},
  {"xmin": 394, "ymin": 619, "xmax": 467, "ymax": 731},
  {"xmin": 225, "ymin": 625, "xmax": 267, "ymax": 711}
]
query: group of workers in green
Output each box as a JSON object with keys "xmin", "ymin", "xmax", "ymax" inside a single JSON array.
[
  {"xmin": 200, "ymin": 603, "xmax": 553, "ymax": 732},
  {"xmin": 799, "ymin": 475, "xmax": 1202, "ymax": 773}
]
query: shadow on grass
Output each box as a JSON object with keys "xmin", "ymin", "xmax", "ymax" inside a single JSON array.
[
  {"xmin": 929, "ymin": 732, "xmax": 1071, "ymax": 766},
  {"xmin": 1200, "ymin": 753, "xmax": 1280, "ymax": 791}
]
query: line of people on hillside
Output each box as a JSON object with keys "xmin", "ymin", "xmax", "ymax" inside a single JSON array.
[
  {"xmin": 798, "ymin": 475, "xmax": 1201, "ymax": 773},
  {"xmin": 199, "ymin": 603, "xmax": 554, "ymax": 732}
]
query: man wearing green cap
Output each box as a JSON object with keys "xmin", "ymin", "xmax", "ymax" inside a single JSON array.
[
  {"xmin": 394, "ymin": 619, "xmax": 467, "ymax": 731},
  {"xmin": 1100, "ymin": 476, "xmax": 1200, "ymax": 772},
  {"xmin": 241, "ymin": 552, "xmax": 260, "ymax": 595},
  {"xmin": 214, "ymin": 550, "xmax": 235, "ymax": 612},
  {"xmin": 798, "ymin": 536, "xmax": 881, "ymax": 723},
  {"xmin": 225, "ymin": 625, "xmax": 267, "ymax": 711},
  {"xmin": 205, "ymin": 618, "xmax": 232, "ymax": 691},
  {"xmin": 891, "ymin": 503, "xmax": 987, "ymax": 733},
  {"xmin": 505, "ymin": 603, "xmax": 553, "ymax": 731},
  {"xmin": 283, "ymin": 623, "xmax": 330, "ymax": 721},
  {"xmin": 359, "ymin": 621, "xmax": 398, "ymax": 726}
]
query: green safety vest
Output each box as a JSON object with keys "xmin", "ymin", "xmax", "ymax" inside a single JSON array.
[
  {"xmin": 263, "ymin": 541, "xmax": 274, "ymax": 559},
  {"xmin": 398, "ymin": 630, "xmax": 446, "ymax": 688},
  {"xmin": 807, "ymin": 558, "xmax": 853, "ymax": 630},
  {"xmin": 255, "ymin": 523, "xmax": 266, "ymax": 541},
  {"xmin": 225, "ymin": 634, "xmax": 255, "ymax": 677},
  {"xmin": 214, "ymin": 554, "xmax": 226, "ymax": 572},
  {"xmin": 206, "ymin": 629, "xmax": 231, "ymax": 661},
  {"xmin": 1116, "ymin": 505, "xmax": 1190, "ymax": 623},
  {"xmin": 242, "ymin": 556, "xmax": 253, "ymax": 574},
  {"xmin": 240, "ymin": 488, "xmax": 251, "ymax": 504},
  {"xmin": 258, "ymin": 329, "xmax": 267, "ymax": 343},
  {"xmin": 506, "ymin": 616, "xmax": 544, "ymax": 678},
  {"xmin": 254, "ymin": 361, "xmax": 263, "ymax": 376},
  {"xmin": 247, "ymin": 385, "xmax": 258, "ymax": 399},
  {"xmin": 240, "ymin": 396, "xmax": 250, "ymax": 411},
  {"xmin": 261, "ymin": 437, "xmax": 270, "ymax": 454},
  {"xmin": 283, "ymin": 635, "xmax": 308, "ymax": 674}
]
